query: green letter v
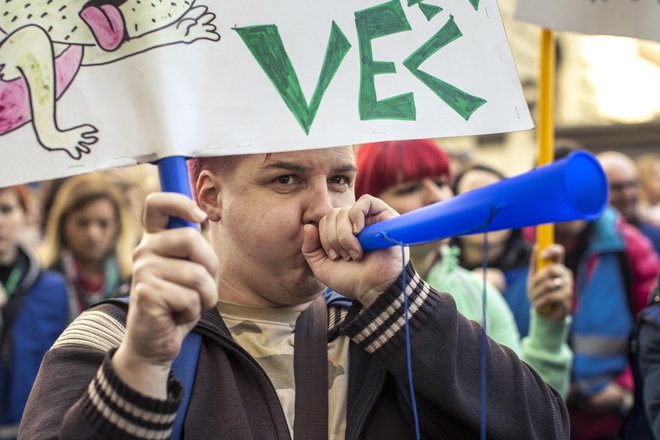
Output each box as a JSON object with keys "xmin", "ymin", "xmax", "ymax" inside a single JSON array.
[{"xmin": 235, "ymin": 22, "xmax": 351, "ymax": 135}]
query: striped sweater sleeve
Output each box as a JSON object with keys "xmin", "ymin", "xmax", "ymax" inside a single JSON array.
[
  {"xmin": 342, "ymin": 262, "xmax": 434, "ymax": 357},
  {"xmin": 65, "ymin": 350, "xmax": 184, "ymax": 439},
  {"xmin": 340, "ymin": 263, "xmax": 571, "ymax": 439},
  {"xmin": 18, "ymin": 306, "xmax": 184, "ymax": 440}
]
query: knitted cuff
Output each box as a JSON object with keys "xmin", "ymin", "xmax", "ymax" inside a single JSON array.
[
  {"xmin": 79, "ymin": 349, "xmax": 184, "ymax": 439},
  {"xmin": 343, "ymin": 262, "xmax": 436, "ymax": 357}
]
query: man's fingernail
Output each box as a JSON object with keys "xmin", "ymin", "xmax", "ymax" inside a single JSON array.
[
  {"xmin": 193, "ymin": 208, "xmax": 207, "ymax": 222},
  {"xmin": 353, "ymin": 223, "xmax": 359, "ymax": 234}
]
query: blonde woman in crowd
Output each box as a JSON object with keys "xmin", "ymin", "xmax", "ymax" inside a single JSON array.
[
  {"xmin": 38, "ymin": 173, "xmax": 138, "ymax": 320},
  {"xmin": 637, "ymin": 153, "xmax": 660, "ymax": 225}
]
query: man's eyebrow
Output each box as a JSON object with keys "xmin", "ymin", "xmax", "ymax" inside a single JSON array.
[
  {"xmin": 261, "ymin": 161, "xmax": 308, "ymax": 172},
  {"xmin": 332, "ymin": 164, "xmax": 358, "ymax": 174},
  {"xmin": 260, "ymin": 161, "xmax": 357, "ymax": 173}
]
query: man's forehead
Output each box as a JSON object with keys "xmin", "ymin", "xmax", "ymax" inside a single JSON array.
[
  {"xmin": 258, "ymin": 147, "xmax": 356, "ymax": 169},
  {"xmin": 599, "ymin": 153, "xmax": 637, "ymax": 178}
]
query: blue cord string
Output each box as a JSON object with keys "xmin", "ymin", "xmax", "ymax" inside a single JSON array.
[
  {"xmin": 380, "ymin": 233, "xmax": 421, "ymax": 440},
  {"xmin": 480, "ymin": 233, "xmax": 489, "ymax": 440},
  {"xmin": 375, "ymin": 206, "xmax": 501, "ymax": 440}
]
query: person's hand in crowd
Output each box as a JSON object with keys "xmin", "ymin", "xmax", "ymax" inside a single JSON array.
[
  {"xmin": 113, "ymin": 193, "xmax": 218, "ymax": 399},
  {"xmin": 302, "ymin": 194, "xmax": 409, "ymax": 308},
  {"xmin": 569, "ymin": 382, "xmax": 634, "ymax": 415},
  {"xmin": 527, "ymin": 244, "xmax": 573, "ymax": 321}
]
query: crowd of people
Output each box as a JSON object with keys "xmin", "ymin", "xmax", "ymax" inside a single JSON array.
[
  {"xmin": 0, "ymin": 170, "xmax": 146, "ymax": 439},
  {"xmin": 0, "ymin": 141, "xmax": 658, "ymax": 439}
]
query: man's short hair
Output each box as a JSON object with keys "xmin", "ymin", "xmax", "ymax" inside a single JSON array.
[{"xmin": 187, "ymin": 156, "xmax": 242, "ymax": 202}]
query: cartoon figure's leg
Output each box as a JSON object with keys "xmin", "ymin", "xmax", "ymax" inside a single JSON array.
[
  {"xmin": 82, "ymin": 6, "xmax": 220, "ymax": 65},
  {"xmin": 0, "ymin": 26, "xmax": 97, "ymax": 159}
]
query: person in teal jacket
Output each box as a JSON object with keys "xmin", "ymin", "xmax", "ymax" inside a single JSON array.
[{"xmin": 356, "ymin": 139, "xmax": 573, "ymax": 397}]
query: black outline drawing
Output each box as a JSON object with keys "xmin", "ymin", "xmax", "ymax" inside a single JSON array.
[{"xmin": 0, "ymin": 0, "xmax": 220, "ymax": 159}]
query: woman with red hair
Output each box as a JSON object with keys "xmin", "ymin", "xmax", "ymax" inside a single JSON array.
[{"xmin": 356, "ymin": 139, "xmax": 573, "ymax": 398}]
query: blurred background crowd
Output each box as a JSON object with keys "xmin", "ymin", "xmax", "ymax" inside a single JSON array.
[{"xmin": 2, "ymin": 139, "xmax": 658, "ymax": 439}]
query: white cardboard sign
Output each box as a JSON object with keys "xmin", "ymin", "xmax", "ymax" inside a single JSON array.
[{"xmin": 1, "ymin": 0, "xmax": 531, "ymax": 186}]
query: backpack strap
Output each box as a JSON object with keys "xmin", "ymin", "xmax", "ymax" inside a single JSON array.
[
  {"xmin": 107, "ymin": 297, "xmax": 201, "ymax": 440},
  {"xmin": 293, "ymin": 295, "xmax": 329, "ymax": 440},
  {"xmin": 171, "ymin": 331, "xmax": 202, "ymax": 439}
]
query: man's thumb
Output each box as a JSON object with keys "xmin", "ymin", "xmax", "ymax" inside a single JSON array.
[{"xmin": 301, "ymin": 224, "xmax": 321, "ymax": 257}]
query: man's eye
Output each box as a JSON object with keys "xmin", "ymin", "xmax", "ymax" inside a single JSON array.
[
  {"xmin": 0, "ymin": 205, "xmax": 14, "ymax": 215},
  {"xmin": 330, "ymin": 175, "xmax": 349, "ymax": 185},
  {"xmin": 276, "ymin": 175, "xmax": 294, "ymax": 185},
  {"xmin": 434, "ymin": 179, "xmax": 446, "ymax": 189}
]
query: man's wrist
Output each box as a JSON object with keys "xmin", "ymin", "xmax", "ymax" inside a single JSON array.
[
  {"xmin": 79, "ymin": 349, "xmax": 183, "ymax": 439},
  {"xmin": 113, "ymin": 344, "xmax": 171, "ymax": 400},
  {"xmin": 356, "ymin": 288, "xmax": 383, "ymax": 309}
]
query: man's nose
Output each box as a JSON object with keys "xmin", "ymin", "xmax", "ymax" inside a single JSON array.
[
  {"xmin": 623, "ymin": 183, "xmax": 638, "ymax": 200},
  {"xmin": 302, "ymin": 184, "xmax": 334, "ymax": 226}
]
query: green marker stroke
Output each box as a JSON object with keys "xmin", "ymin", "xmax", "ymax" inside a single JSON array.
[
  {"xmin": 235, "ymin": 22, "xmax": 351, "ymax": 134},
  {"xmin": 403, "ymin": 15, "xmax": 486, "ymax": 121},
  {"xmin": 355, "ymin": 0, "xmax": 416, "ymax": 120}
]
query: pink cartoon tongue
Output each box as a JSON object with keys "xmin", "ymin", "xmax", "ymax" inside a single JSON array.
[{"xmin": 80, "ymin": 4, "xmax": 125, "ymax": 51}]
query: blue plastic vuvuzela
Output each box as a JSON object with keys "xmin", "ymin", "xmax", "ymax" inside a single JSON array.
[{"xmin": 357, "ymin": 150, "xmax": 609, "ymax": 251}]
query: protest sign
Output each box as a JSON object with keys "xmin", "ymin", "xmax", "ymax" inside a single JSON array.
[{"xmin": 0, "ymin": 0, "xmax": 531, "ymax": 186}]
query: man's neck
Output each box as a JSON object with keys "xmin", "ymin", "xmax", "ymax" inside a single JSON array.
[{"xmin": 217, "ymin": 274, "xmax": 317, "ymax": 313}]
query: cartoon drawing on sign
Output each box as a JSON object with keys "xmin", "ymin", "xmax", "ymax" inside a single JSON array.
[{"xmin": 0, "ymin": 0, "xmax": 220, "ymax": 159}]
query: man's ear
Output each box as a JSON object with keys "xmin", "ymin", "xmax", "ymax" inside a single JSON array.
[{"xmin": 196, "ymin": 170, "xmax": 222, "ymax": 222}]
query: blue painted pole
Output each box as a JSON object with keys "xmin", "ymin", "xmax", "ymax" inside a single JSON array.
[{"xmin": 157, "ymin": 156, "xmax": 197, "ymax": 229}]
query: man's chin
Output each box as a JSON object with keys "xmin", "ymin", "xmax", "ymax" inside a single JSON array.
[
  {"xmin": 297, "ymin": 273, "xmax": 326, "ymax": 294},
  {"xmin": 289, "ymin": 272, "xmax": 326, "ymax": 299}
]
